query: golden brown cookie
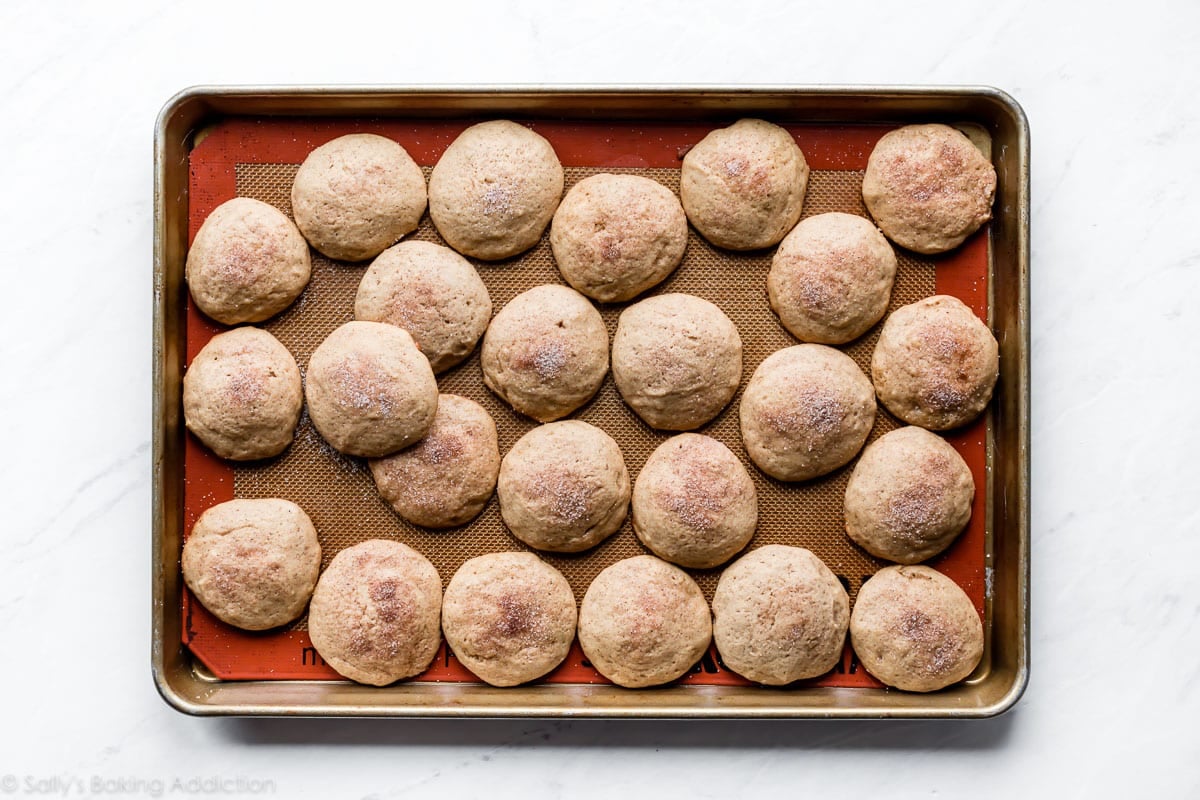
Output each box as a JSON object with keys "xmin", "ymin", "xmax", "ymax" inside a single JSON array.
[
  {"xmin": 185, "ymin": 197, "xmax": 311, "ymax": 325},
  {"xmin": 369, "ymin": 394, "xmax": 500, "ymax": 529},
  {"xmin": 862, "ymin": 124, "xmax": 996, "ymax": 254},
  {"xmin": 739, "ymin": 344, "xmax": 876, "ymax": 481},
  {"xmin": 611, "ymin": 293, "xmax": 742, "ymax": 431},
  {"xmin": 871, "ymin": 295, "xmax": 999, "ymax": 430},
  {"xmin": 711, "ymin": 545, "xmax": 849, "ymax": 685},
  {"xmin": 680, "ymin": 118, "xmax": 809, "ymax": 250},
  {"xmin": 850, "ymin": 565, "xmax": 984, "ymax": 692},
  {"xmin": 632, "ymin": 433, "xmax": 757, "ymax": 569},
  {"xmin": 305, "ymin": 321, "xmax": 438, "ymax": 457},
  {"xmin": 429, "ymin": 120, "xmax": 564, "ymax": 260},
  {"xmin": 441, "ymin": 552, "xmax": 577, "ymax": 687},
  {"xmin": 844, "ymin": 426, "xmax": 974, "ymax": 564},
  {"xmin": 481, "ymin": 284, "xmax": 608, "ymax": 422},
  {"xmin": 767, "ymin": 212, "xmax": 897, "ymax": 345},
  {"xmin": 307, "ymin": 539, "xmax": 443, "ymax": 686},
  {"xmin": 550, "ymin": 173, "xmax": 687, "ymax": 302},
  {"xmin": 182, "ymin": 326, "xmax": 303, "ymax": 461},
  {"xmin": 290, "ymin": 133, "xmax": 427, "ymax": 262},
  {"xmin": 354, "ymin": 240, "xmax": 492, "ymax": 373},
  {"xmin": 182, "ymin": 498, "xmax": 320, "ymax": 631},
  {"xmin": 577, "ymin": 555, "xmax": 712, "ymax": 688},
  {"xmin": 497, "ymin": 420, "xmax": 630, "ymax": 553}
]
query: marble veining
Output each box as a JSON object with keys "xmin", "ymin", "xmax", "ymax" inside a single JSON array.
[{"xmin": 1, "ymin": 0, "xmax": 1199, "ymax": 797}]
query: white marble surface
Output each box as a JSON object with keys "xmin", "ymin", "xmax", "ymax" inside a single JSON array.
[{"xmin": 2, "ymin": 0, "xmax": 1199, "ymax": 796}]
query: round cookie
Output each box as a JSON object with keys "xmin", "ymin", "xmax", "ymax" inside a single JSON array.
[
  {"xmin": 481, "ymin": 284, "xmax": 608, "ymax": 422},
  {"xmin": 680, "ymin": 118, "xmax": 809, "ymax": 250},
  {"xmin": 307, "ymin": 539, "xmax": 443, "ymax": 686},
  {"xmin": 611, "ymin": 293, "xmax": 742, "ymax": 431},
  {"xmin": 441, "ymin": 552, "xmax": 577, "ymax": 687},
  {"xmin": 549, "ymin": 173, "xmax": 687, "ymax": 302},
  {"xmin": 577, "ymin": 555, "xmax": 712, "ymax": 688},
  {"xmin": 850, "ymin": 565, "xmax": 984, "ymax": 692},
  {"xmin": 428, "ymin": 120, "xmax": 564, "ymax": 260},
  {"xmin": 739, "ymin": 344, "xmax": 876, "ymax": 481},
  {"xmin": 291, "ymin": 133, "xmax": 427, "ymax": 262},
  {"xmin": 844, "ymin": 426, "xmax": 975, "ymax": 564},
  {"xmin": 632, "ymin": 433, "xmax": 757, "ymax": 569},
  {"xmin": 185, "ymin": 197, "xmax": 311, "ymax": 325},
  {"xmin": 871, "ymin": 295, "xmax": 999, "ymax": 430},
  {"xmin": 497, "ymin": 420, "xmax": 630, "ymax": 553},
  {"xmin": 369, "ymin": 394, "xmax": 500, "ymax": 529},
  {"xmin": 711, "ymin": 545, "xmax": 849, "ymax": 685},
  {"xmin": 182, "ymin": 326, "xmax": 303, "ymax": 461},
  {"xmin": 182, "ymin": 498, "xmax": 320, "ymax": 631},
  {"xmin": 355, "ymin": 240, "xmax": 492, "ymax": 373},
  {"xmin": 862, "ymin": 123, "xmax": 997, "ymax": 254},
  {"xmin": 305, "ymin": 320, "xmax": 438, "ymax": 457},
  {"xmin": 767, "ymin": 212, "xmax": 898, "ymax": 345}
]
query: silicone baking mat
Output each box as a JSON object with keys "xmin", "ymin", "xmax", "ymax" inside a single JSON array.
[{"xmin": 182, "ymin": 118, "xmax": 989, "ymax": 687}]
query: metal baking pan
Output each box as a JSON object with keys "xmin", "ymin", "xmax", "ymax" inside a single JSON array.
[{"xmin": 153, "ymin": 85, "xmax": 1029, "ymax": 718}]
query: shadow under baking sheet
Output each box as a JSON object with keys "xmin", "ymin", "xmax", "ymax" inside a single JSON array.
[{"xmin": 216, "ymin": 711, "xmax": 1018, "ymax": 751}]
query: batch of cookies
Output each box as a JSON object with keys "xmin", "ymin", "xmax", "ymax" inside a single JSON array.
[{"xmin": 181, "ymin": 117, "xmax": 999, "ymax": 694}]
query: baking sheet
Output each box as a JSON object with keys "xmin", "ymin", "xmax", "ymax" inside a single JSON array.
[{"xmin": 154, "ymin": 87, "xmax": 1029, "ymax": 717}]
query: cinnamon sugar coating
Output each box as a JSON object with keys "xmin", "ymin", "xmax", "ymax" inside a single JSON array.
[
  {"xmin": 497, "ymin": 420, "xmax": 630, "ymax": 553},
  {"xmin": 850, "ymin": 565, "xmax": 983, "ymax": 692},
  {"xmin": 611, "ymin": 293, "xmax": 742, "ymax": 431},
  {"xmin": 767, "ymin": 212, "xmax": 897, "ymax": 345},
  {"xmin": 183, "ymin": 326, "xmax": 303, "ymax": 461},
  {"xmin": 711, "ymin": 545, "xmax": 849, "ymax": 685},
  {"xmin": 441, "ymin": 552, "xmax": 576, "ymax": 687},
  {"xmin": 186, "ymin": 197, "xmax": 311, "ymax": 325},
  {"xmin": 182, "ymin": 499, "xmax": 320, "ymax": 631},
  {"xmin": 739, "ymin": 344, "xmax": 875, "ymax": 481},
  {"xmin": 355, "ymin": 240, "xmax": 492, "ymax": 373},
  {"xmin": 550, "ymin": 173, "xmax": 687, "ymax": 302},
  {"xmin": 632, "ymin": 433, "xmax": 757, "ymax": 569},
  {"xmin": 578, "ymin": 555, "xmax": 711, "ymax": 688},
  {"xmin": 369, "ymin": 394, "xmax": 500, "ymax": 529},
  {"xmin": 481, "ymin": 284, "xmax": 608, "ymax": 422},
  {"xmin": 307, "ymin": 540, "xmax": 442, "ymax": 686},
  {"xmin": 305, "ymin": 321, "xmax": 438, "ymax": 457},
  {"xmin": 291, "ymin": 133, "xmax": 427, "ymax": 262},
  {"xmin": 862, "ymin": 123, "xmax": 996, "ymax": 254},
  {"xmin": 871, "ymin": 295, "xmax": 999, "ymax": 430},
  {"xmin": 844, "ymin": 426, "xmax": 974, "ymax": 564},
  {"xmin": 680, "ymin": 118, "xmax": 809, "ymax": 250},
  {"xmin": 429, "ymin": 120, "xmax": 564, "ymax": 260}
]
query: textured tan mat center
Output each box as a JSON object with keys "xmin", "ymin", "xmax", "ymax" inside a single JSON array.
[{"xmin": 231, "ymin": 163, "xmax": 933, "ymax": 632}]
